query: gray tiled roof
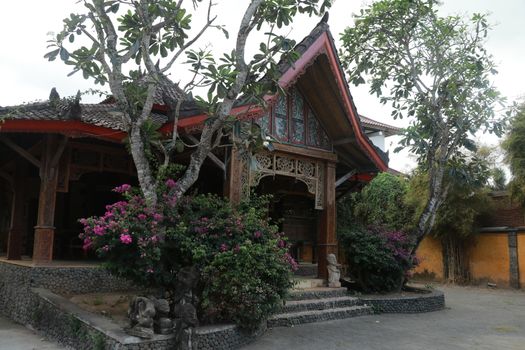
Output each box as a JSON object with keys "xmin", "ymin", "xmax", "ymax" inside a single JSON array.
[
  {"xmin": 0, "ymin": 100, "xmax": 167, "ymax": 131},
  {"xmin": 359, "ymin": 115, "xmax": 402, "ymax": 136}
]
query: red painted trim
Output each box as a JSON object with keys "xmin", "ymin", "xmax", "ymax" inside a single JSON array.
[
  {"xmin": 158, "ymin": 105, "xmax": 265, "ymax": 134},
  {"xmin": 351, "ymin": 173, "xmax": 375, "ymax": 182},
  {"xmin": 277, "ymin": 33, "xmax": 388, "ymax": 172},
  {"xmin": 0, "ymin": 120, "xmax": 127, "ymax": 142}
]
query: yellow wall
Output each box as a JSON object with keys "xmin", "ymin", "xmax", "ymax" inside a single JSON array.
[
  {"xmin": 468, "ymin": 233, "xmax": 509, "ymax": 286},
  {"xmin": 413, "ymin": 236, "xmax": 444, "ymax": 280},
  {"xmin": 518, "ymin": 233, "xmax": 525, "ymax": 288}
]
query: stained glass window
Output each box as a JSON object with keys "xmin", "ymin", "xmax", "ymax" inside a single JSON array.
[
  {"xmin": 274, "ymin": 94, "xmax": 288, "ymax": 140},
  {"xmin": 306, "ymin": 106, "xmax": 331, "ymax": 150},
  {"xmin": 291, "ymin": 88, "xmax": 305, "ymax": 143},
  {"xmin": 258, "ymin": 112, "xmax": 271, "ymax": 135},
  {"xmin": 266, "ymin": 88, "xmax": 331, "ymax": 150}
]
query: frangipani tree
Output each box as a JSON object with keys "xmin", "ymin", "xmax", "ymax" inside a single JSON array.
[
  {"xmin": 46, "ymin": 0, "xmax": 333, "ymax": 206},
  {"xmin": 340, "ymin": 0, "xmax": 507, "ymax": 249}
]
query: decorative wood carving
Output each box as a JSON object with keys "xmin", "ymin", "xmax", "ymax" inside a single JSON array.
[{"xmin": 241, "ymin": 151, "xmax": 325, "ymax": 210}]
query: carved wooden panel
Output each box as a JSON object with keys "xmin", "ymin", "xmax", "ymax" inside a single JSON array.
[{"xmin": 241, "ymin": 151, "xmax": 325, "ymax": 210}]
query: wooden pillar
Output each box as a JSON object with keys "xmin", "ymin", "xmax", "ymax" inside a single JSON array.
[
  {"xmin": 32, "ymin": 135, "xmax": 65, "ymax": 263},
  {"xmin": 6, "ymin": 163, "xmax": 26, "ymax": 260},
  {"xmin": 224, "ymin": 147, "xmax": 243, "ymax": 204},
  {"xmin": 317, "ymin": 161, "xmax": 337, "ymax": 280}
]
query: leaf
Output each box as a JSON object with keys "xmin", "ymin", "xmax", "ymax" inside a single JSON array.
[
  {"xmin": 44, "ymin": 49, "xmax": 60, "ymax": 60},
  {"xmin": 59, "ymin": 48, "xmax": 70, "ymax": 61},
  {"xmin": 69, "ymin": 34, "xmax": 75, "ymax": 43}
]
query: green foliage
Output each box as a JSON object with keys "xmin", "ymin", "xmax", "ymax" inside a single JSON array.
[
  {"xmin": 201, "ymin": 239, "xmax": 294, "ymax": 330},
  {"xmin": 90, "ymin": 332, "xmax": 106, "ymax": 350},
  {"xmin": 340, "ymin": 0, "xmax": 506, "ymax": 165},
  {"xmin": 348, "ymin": 172, "xmax": 413, "ymax": 231},
  {"xmin": 503, "ymin": 103, "xmax": 525, "ymax": 203},
  {"xmin": 338, "ymin": 225, "xmax": 416, "ymax": 292},
  {"xmin": 340, "ymin": 0, "xmax": 507, "ymax": 241},
  {"xmin": 337, "ymin": 173, "xmax": 417, "ymax": 292},
  {"xmin": 45, "ymin": 0, "xmax": 333, "ymax": 108},
  {"xmin": 406, "ymin": 163, "xmax": 493, "ymax": 240},
  {"xmin": 79, "ymin": 183, "xmax": 295, "ymax": 329}
]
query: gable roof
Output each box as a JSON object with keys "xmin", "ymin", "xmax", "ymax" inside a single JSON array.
[
  {"xmin": 274, "ymin": 15, "xmax": 389, "ymax": 171},
  {"xmin": 0, "ymin": 15, "xmax": 395, "ymax": 171}
]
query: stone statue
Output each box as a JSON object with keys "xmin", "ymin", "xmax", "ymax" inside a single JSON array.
[
  {"xmin": 327, "ymin": 253, "xmax": 341, "ymax": 288},
  {"xmin": 127, "ymin": 296, "xmax": 156, "ymax": 338},
  {"xmin": 173, "ymin": 266, "xmax": 200, "ymax": 350},
  {"xmin": 127, "ymin": 296, "xmax": 174, "ymax": 338}
]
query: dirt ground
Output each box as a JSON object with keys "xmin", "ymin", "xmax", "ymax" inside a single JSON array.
[{"xmin": 68, "ymin": 292, "xmax": 136, "ymax": 327}]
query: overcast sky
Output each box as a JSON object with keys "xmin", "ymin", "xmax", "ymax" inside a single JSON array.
[{"xmin": 1, "ymin": 0, "xmax": 523, "ymax": 172}]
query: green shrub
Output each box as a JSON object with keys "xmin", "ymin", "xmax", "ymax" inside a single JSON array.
[
  {"xmin": 201, "ymin": 239, "xmax": 294, "ymax": 330},
  {"xmin": 338, "ymin": 225, "xmax": 417, "ymax": 293},
  {"xmin": 79, "ymin": 183, "xmax": 295, "ymax": 329}
]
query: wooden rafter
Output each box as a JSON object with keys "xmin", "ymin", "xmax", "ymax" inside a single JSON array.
[
  {"xmin": 0, "ymin": 136, "xmax": 41, "ymax": 168},
  {"xmin": 335, "ymin": 169, "xmax": 357, "ymax": 188}
]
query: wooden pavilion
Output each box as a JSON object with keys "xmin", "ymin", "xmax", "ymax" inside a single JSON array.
[{"xmin": 0, "ymin": 18, "xmax": 397, "ymax": 279}]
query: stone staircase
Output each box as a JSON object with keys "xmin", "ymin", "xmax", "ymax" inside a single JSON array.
[{"xmin": 268, "ymin": 287, "xmax": 372, "ymax": 327}]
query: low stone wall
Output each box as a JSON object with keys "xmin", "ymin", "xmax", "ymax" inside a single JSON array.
[
  {"xmin": 359, "ymin": 289, "xmax": 445, "ymax": 314},
  {"xmin": 0, "ymin": 260, "xmax": 259, "ymax": 350},
  {"xmin": 31, "ymin": 266, "xmax": 134, "ymax": 294}
]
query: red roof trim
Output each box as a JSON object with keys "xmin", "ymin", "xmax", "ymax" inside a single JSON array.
[
  {"xmin": 0, "ymin": 120, "xmax": 127, "ymax": 142},
  {"xmin": 158, "ymin": 105, "xmax": 265, "ymax": 135}
]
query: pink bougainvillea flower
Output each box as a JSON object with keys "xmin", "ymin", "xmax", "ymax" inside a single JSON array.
[
  {"xmin": 254, "ymin": 231, "xmax": 262, "ymax": 239},
  {"xmin": 137, "ymin": 214, "xmax": 147, "ymax": 221},
  {"xmin": 93, "ymin": 225, "xmax": 106, "ymax": 236},
  {"xmin": 113, "ymin": 184, "xmax": 131, "ymax": 193},
  {"xmin": 120, "ymin": 234, "xmax": 133, "ymax": 244},
  {"xmin": 165, "ymin": 179, "xmax": 177, "ymax": 188},
  {"xmin": 220, "ymin": 243, "xmax": 228, "ymax": 252},
  {"xmin": 146, "ymin": 268, "xmax": 154, "ymax": 273},
  {"xmin": 82, "ymin": 238, "xmax": 92, "ymax": 251}
]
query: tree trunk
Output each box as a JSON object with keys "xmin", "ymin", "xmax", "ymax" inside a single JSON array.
[{"xmin": 129, "ymin": 125, "xmax": 158, "ymax": 205}]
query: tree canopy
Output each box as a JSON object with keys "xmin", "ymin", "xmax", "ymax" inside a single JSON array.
[
  {"xmin": 503, "ymin": 103, "xmax": 525, "ymax": 203},
  {"xmin": 46, "ymin": 0, "xmax": 332, "ymax": 206},
  {"xmin": 339, "ymin": 0, "xmax": 506, "ymax": 247}
]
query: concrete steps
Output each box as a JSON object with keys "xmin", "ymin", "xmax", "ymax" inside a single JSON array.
[
  {"xmin": 269, "ymin": 305, "xmax": 371, "ymax": 327},
  {"xmin": 288, "ymin": 287, "xmax": 348, "ymax": 301},
  {"xmin": 269, "ymin": 287, "xmax": 371, "ymax": 328},
  {"xmin": 281, "ymin": 295, "xmax": 362, "ymax": 313}
]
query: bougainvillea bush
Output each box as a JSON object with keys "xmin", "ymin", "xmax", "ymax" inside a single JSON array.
[
  {"xmin": 338, "ymin": 225, "xmax": 417, "ymax": 292},
  {"xmin": 79, "ymin": 181, "xmax": 295, "ymax": 329}
]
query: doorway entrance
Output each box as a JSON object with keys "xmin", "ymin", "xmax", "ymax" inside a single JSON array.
[{"xmin": 256, "ymin": 175, "xmax": 319, "ymax": 275}]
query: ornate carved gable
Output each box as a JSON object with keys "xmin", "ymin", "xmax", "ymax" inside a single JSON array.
[{"xmin": 257, "ymin": 86, "xmax": 332, "ymax": 151}]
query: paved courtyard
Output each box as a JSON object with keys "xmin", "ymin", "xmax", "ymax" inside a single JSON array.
[
  {"xmin": 1, "ymin": 285, "xmax": 524, "ymax": 349},
  {"xmin": 243, "ymin": 285, "xmax": 525, "ymax": 350},
  {"xmin": 0, "ymin": 315, "xmax": 64, "ymax": 350}
]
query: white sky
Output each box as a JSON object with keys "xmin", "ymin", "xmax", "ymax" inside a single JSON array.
[{"xmin": 1, "ymin": 0, "xmax": 523, "ymax": 172}]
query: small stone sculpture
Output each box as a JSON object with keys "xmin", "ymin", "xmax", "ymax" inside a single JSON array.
[
  {"xmin": 173, "ymin": 266, "xmax": 200, "ymax": 350},
  {"xmin": 127, "ymin": 296, "xmax": 174, "ymax": 338},
  {"xmin": 327, "ymin": 253, "xmax": 341, "ymax": 288},
  {"xmin": 127, "ymin": 296, "xmax": 156, "ymax": 338}
]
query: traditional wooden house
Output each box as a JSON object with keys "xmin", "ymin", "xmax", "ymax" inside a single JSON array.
[{"xmin": 0, "ymin": 18, "xmax": 398, "ymax": 280}]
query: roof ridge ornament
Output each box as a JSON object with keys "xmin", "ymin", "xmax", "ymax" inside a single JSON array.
[{"xmin": 321, "ymin": 12, "xmax": 329, "ymax": 24}]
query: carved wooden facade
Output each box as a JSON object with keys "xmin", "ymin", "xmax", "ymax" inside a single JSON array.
[{"xmin": 240, "ymin": 151, "xmax": 325, "ymax": 210}]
